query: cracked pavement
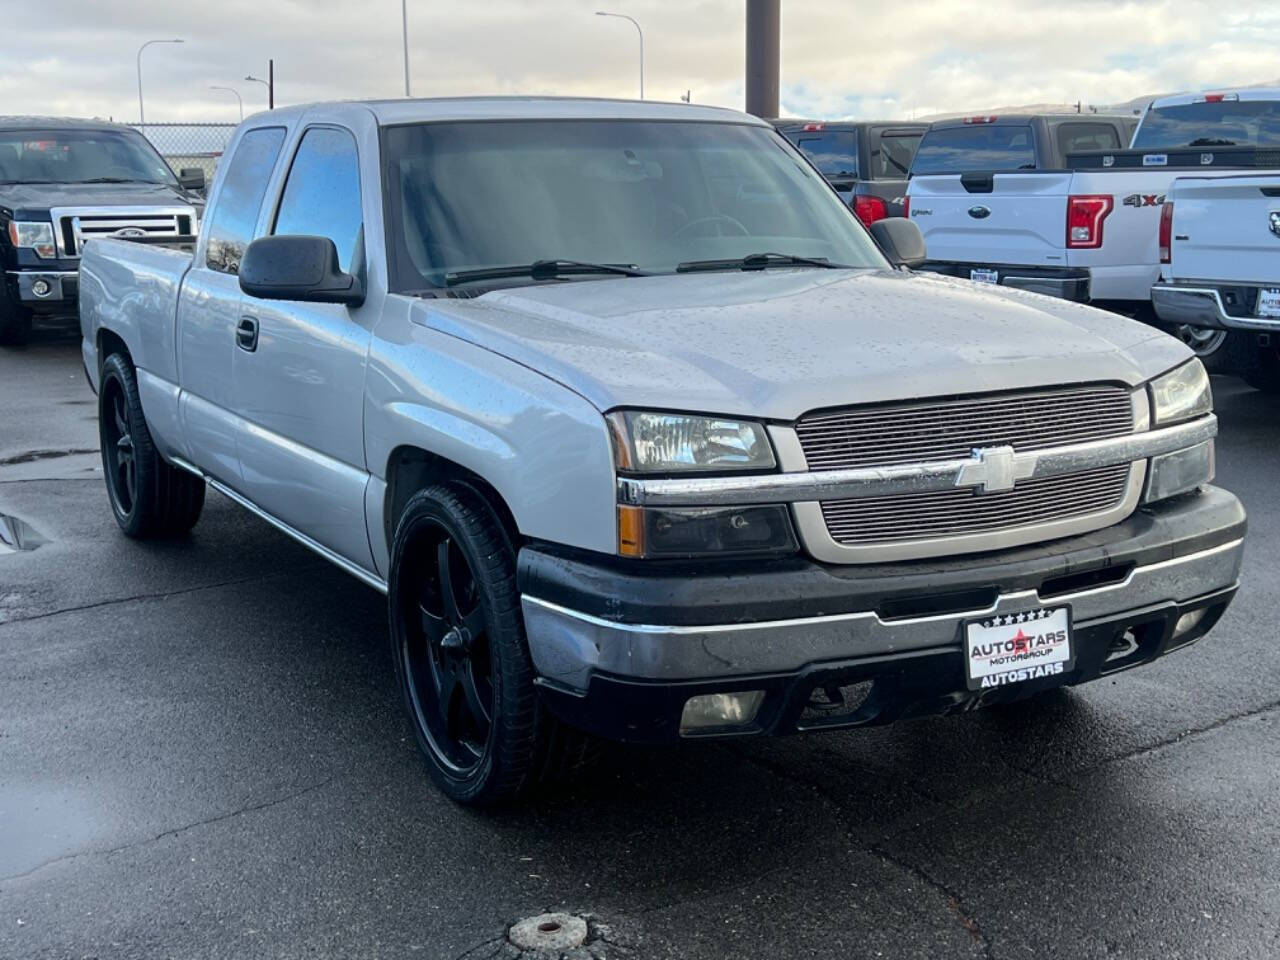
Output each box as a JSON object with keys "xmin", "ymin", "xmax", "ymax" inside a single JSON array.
[{"xmin": 2, "ymin": 331, "xmax": 1279, "ymax": 959}]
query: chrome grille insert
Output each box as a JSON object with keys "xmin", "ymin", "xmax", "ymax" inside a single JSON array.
[
  {"xmin": 794, "ymin": 385, "xmax": 1141, "ymax": 557},
  {"xmin": 821, "ymin": 464, "xmax": 1132, "ymax": 545},
  {"xmin": 796, "ymin": 385, "xmax": 1135, "ymax": 470},
  {"xmin": 49, "ymin": 205, "xmax": 195, "ymax": 258}
]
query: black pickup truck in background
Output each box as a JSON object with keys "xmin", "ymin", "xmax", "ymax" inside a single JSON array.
[
  {"xmin": 0, "ymin": 117, "xmax": 203, "ymax": 345},
  {"xmin": 771, "ymin": 119, "xmax": 927, "ymax": 225},
  {"xmin": 908, "ymin": 113, "xmax": 1138, "ymax": 178}
]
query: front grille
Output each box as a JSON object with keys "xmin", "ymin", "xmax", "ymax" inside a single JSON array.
[
  {"xmin": 53, "ymin": 208, "xmax": 192, "ymax": 258},
  {"xmin": 820, "ymin": 464, "xmax": 1132, "ymax": 545},
  {"xmin": 795, "ymin": 385, "xmax": 1138, "ymax": 553},
  {"xmin": 796, "ymin": 385, "xmax": 1134, "ymax": 470}
]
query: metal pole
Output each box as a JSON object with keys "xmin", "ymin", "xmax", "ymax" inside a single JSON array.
[
  {"xmin": 136, "ymin": 38, "xmax": 184, "ymax": 125},
  {"xmin": 268, "ymin": 59, "xmax": 274, "ymax": 109},
  {"xmin": 402, "ymin": 0, "xmax": 411, "ymax": 97},
  {"xmin": 245, "ymin": 74, "xmax": 271, "ymax": 108},
  {"xmin": 745, "ymin": 0, "xmax": 779, "ymax": 118},
  {"xmin": 595, "ymin": 12, "xmax": 643, "ymax": 100},
  {"xmin": 210, "ymin": 86, "xmax": 244, "ymax": 121}
]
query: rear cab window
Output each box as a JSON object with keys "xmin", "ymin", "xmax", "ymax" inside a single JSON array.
[
  {"xmin": 867, "ymin": 127, "xmax": 923, "ymax": 179},
  {"xmin": 910, "ymin": 124, "xmax": 1037, "ymax": 175},
  {"xmin": 783, "ymin": 128, "xmax": 859, "ymax": 183},
  {"xmin": 1132, "ymin": 99, "xmax": 1280, "ymax": 149},
  {"xmin": 1055, "ymin": 122, "xmax": 1122, "ymax": 159},
  {"xmin": 204, "ymin": 126, "xmax": 286, "ymax": 274}
]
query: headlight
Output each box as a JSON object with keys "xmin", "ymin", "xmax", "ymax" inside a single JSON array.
[
  {"xmin": 1150, "ymin": 359, "xmax": 1212, "ymax": 426},
  {"xmin": 7, "ymin": 220, "xmax": 57, "ymax": 259},
  {"xmin": 607, "ymin": 411, "xmax": 776, "ymax": 474}
]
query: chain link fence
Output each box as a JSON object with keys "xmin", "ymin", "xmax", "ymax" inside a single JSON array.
[{"xmin": 133, "ymin": 123, "xmax": 238, "ymax": 187}]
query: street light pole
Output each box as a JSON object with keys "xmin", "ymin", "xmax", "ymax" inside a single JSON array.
[
  {"xmin": 402, "ymin": 0, "xmax": 411, "ymax": 97},
  {"xmin": 136, "ymin": 38, "xmax": 184, "ymax": 125},
  {"xmin": 210, "ymin": 85, "xmax": 244, "ymax": 121},
  {"xmin": 594, "ymin": 11, "xmax": 643, "ymax": 100},
  {"xmin": 245, "ymin": 74, "xmax": 272, "ymax": 109}
]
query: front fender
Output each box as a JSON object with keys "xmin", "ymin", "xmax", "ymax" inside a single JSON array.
[{"xmin": 364, "ymin": 314, "xmax": 617, "ymax": 570}]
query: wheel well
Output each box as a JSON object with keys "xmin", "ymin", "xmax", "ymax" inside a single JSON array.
[
  {"xmin": 97, "ymin": 328, "xmax": 131, "ymax": 368},
  {"xmin": 383, "ymin": 446, "xmax": 521, "ymax": 554}
]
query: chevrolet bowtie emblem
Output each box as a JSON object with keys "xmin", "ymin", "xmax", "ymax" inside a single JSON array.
[{"xmin": 955, "ymin": 446, "xmax": 1038, "ymax": 494}]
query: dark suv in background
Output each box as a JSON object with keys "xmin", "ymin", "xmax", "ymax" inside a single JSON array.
[
  {"xmin": 772, "ymin": 119, "xmax": 927, "ymax": 226},
  {"xmin": 0, "ymin": 117, "xmax": 203, "ymax": 345}
]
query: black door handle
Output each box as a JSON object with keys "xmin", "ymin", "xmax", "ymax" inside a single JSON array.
[{"xmin": 236, "ymin": 316, "xmax": 259, "ymax": 352}]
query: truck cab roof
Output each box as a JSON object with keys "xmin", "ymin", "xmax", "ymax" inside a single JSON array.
[{"xmin": 236, "ymin": 96, "xmax": 767, "ymax": 129}]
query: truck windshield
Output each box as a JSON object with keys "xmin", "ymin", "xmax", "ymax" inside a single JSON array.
[
  {"xmin": 0, "ymin": 128, "xmax": 177, "ymax": 186},
  {"xmin": 1132, "ymin": 99, "xmax": 1280, "ymax": 149},
  {"xmin": 381, "ymin": 119, "xmax": 886, "ymax": 290},
  {"xmin": 909, "ymin": 125, "xmax": 1037, "ymax": 176}
]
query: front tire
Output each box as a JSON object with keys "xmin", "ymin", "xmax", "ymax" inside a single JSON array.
[
  {"xmin": 99, "ymin": 352, "xmax": 206, "ymax": 537},
  {"xmin": 0, "ymin": 295, "xmax": 32, "ymax": 347},
  {"xmin": 388, "ymin": 485, "xmax": 593, "ymax": 805}
]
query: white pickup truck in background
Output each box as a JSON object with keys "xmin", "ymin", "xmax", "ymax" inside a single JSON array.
[
  {"xmin": 907, "ymin": 89, "xmax": 1280, "ymax": 355},
  {"xmin": 1152, "ymin": 172, "xmax": 1280, "ymax": 390}
]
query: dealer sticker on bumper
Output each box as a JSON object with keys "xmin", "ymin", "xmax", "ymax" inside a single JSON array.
[
  {"xmin": 964, "ymin": 607, "xmax": 1074, "ymax": 690},
  {"xmin": 1257, "ymin": 288, "xmax": 1280, "ymax": 319}
]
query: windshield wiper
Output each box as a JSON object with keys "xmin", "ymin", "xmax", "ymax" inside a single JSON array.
[
  {"xmin": 443, "ymin": 259, "xmax": 649, "ymax": 287},
  {"xmin": 676, "ymin": 252, "xmax": 842, "ymax": 273},
  {"xmin": 78, "ymin": 177, "xmax": 161, "ymax": 184}
]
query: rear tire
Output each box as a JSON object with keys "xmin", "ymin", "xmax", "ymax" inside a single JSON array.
[
  {"xmin": 388, "ymin": 484, "xmax": 595, "ymax": 805},
  {"xmin": 99, "ymin": 352, "xmax": 206, "ymax": 537}
]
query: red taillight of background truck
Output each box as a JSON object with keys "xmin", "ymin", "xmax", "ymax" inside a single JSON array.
[
  {"xmin": 854, "ymin": 195, "xmax": 888, "ymax": 227},
  {"xmin": 1066, "ymin": 194, "xmax": 1114, "ymax": 249},
  {"xmin": 1159, "ymin": 201, "xmax": 1174, "ymax": 264}
]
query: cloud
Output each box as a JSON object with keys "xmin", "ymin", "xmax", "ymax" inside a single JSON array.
[{"xmin": 0, "ymin": 0, "xmax": 1275, "ymax": 122}]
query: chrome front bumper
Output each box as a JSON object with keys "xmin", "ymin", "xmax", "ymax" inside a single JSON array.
[
  {"xmin": 1151, "ymin": 283, "xmax": 1280, "ymax": 333},
  {"xmin": 522, "ymin": 531, "xmax": 1243, "ymax": 692}
]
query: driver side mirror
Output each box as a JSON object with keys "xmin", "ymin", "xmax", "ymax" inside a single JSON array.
[
  {"xmin": 178, "ymin": 167, "xmax": 206, "ymax": 192},
  {"xmin": 239, "ymin": 235, "xmax": 365, "ymax": 307},
  {"xmin": 869, "ymin": 217, "xmax": 927, "ymax": 270}
]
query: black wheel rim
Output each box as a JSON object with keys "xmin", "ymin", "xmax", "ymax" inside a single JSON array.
[
  {"xmin": 102, "ymin": 377, "xmax": 137, "ymax": 517},
  {"xmin": 400, "ymin": 522, "xmax": 496, "ymax": 776}
]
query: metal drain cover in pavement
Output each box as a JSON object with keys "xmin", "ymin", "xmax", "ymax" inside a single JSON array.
[{"xmin": 508, "ymin": 913, "xmax": 589, "ymax": 952}]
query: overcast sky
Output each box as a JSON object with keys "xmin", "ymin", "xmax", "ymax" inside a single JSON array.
[{"xmin": 1, "ymin": 0, "xmax": 1277, "ymax": 123}]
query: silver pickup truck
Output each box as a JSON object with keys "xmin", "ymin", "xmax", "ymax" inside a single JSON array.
[{"xmin": 79, "ymin": 98, "xmax": 1245, "ymax": 805}]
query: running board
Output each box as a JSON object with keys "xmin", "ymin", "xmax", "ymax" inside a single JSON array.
[{"xmin": 169, "ymin": 456, "xmax": 389, "ymax": 595}]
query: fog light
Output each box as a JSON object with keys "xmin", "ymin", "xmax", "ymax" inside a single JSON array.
[
  {"xmin": 1173, "ymin": 608, "xmax": 1208, "ymax": 640},
  {"xmin": 679, "ymin": 690, "xmax": 765, "ymax": 734},
  {"xmin": 31, "ymin": 279, "xmax": 51, "ymax": 297},
  {"xmin": 1143, "ymin": 441, "xmax": 1214, "ymax": 504}
]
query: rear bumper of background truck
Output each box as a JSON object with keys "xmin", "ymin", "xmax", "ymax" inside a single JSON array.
[
  {"xmin": 1152, "ymin": 282, "xmax": 1280, "ymax": 333},
  {"xmin": 519, "ymin": 486, "xmax": 1244, "ymax": 743},
  {"xmin": 916, "ymin": 261, "xmax": 1091, "ymax": 302}
]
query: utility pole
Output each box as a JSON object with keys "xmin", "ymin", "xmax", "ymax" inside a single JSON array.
[
  {"xmin": 745, "ymin": 0, "xmax": 779, "ymax": 118},
  {"xmin": 402, "ymin": 0, "xmax": 411, "ymax": 96},
  {"xmin": 269, "ymin": 59, "xmax": 275, "ymax": 109}
]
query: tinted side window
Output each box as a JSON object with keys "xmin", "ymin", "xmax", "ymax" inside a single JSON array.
[
  {"xmin": 1057, "ymin": 123, "xmax": 1122, "ymax": 156},
  {"xmin": 785, "ymin": 129, "xmax": 858, "ymax": 180},
  {"xmin": 204, "ymin": 127, "xmax": 286, "ymax": 274},
  {"xmin": 910, "ymin": 125, "xmax": 1036, "ymax": 176},
  {"xmin": 273, "ymin": 127, "xmax": 363, "ymax": 272}
]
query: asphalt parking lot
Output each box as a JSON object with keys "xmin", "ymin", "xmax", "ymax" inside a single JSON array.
[{"xmin": 1, "ymin": 328, "xmax": 1278, "ymax": 960}]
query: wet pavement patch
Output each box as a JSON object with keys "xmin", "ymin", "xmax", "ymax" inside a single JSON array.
[{"xmin": 0, "ymin": 513, "xmax": 48, "ymax": 554}]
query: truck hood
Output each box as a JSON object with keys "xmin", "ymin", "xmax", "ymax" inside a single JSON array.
[
  {"xmin": 1, "ymin": 181, "xmax": 198, "ymax": 217},
  {"xmin": 414, "ymin": 269, "xmax": 1190, "ymax": 420}
]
